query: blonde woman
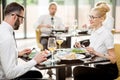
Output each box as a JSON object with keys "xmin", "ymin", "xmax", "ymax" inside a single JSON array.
[
  {"xmin": 73, "ymin": 6, "xmax": 118, "ymax": 80},
  {"xmin": 95, "ymin": 1, "xmax": 114, "ymax": 31},
  {"xmin": 83, "ymin": 1, "xmax": 114, "ymax": 32}
]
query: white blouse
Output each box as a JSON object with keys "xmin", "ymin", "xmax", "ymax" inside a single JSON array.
[{"xmin": 89, "ymin": 26, "xmax": 114, "ymax": 55}]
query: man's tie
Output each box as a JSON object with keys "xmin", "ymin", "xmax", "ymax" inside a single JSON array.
[
  {"xmin": 51, "ymin": 17, "xmax": 54, "ymax": 25},
  {"xmin": 51, "ymin": 17, "xmax": 56, "ymax": 29},
  {"xmin": 13, "ymin": 32, "xmax": 17, "ymax": 47}
]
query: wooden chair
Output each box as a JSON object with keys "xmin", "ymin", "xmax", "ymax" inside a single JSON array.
[
  {"xmin": 35, "ymin": 28, "xmax": 43, "ymax": 50},
  {"xmin": 114, "ymin": 44, "xmax": 120, "ymax": 80},
  {"xmin": 112, "ymin": 29, "xmax": 120, "ymax": 34},
  {"xmin": 112, "ymin": 29, "xmax": 116, "ymax": 34}
]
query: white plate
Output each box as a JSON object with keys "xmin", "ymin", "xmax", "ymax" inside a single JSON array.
[
  {"xmin": 55, "ymin": 53, "xmax": 85, "ymax": 60},
  {"xmin": 55, "ymin": 48, "xmax": 86, "ymax": 60},
  {"xmin": 76, "ymin": 54, "xmax": 85, "ymax": 59}
]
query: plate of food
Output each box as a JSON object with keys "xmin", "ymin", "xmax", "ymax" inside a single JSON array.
[
  {"xmin": 28, "ymin": 49, "xmax": 38, "ymax": 59},
  {"xmin": 56, "ymin": 52, "xmax": 85, "ymax": 60}
]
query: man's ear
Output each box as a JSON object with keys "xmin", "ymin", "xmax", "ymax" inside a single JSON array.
[{"xmin": 11, "ymin": 14, "xmax": 17, "ymax": 20}]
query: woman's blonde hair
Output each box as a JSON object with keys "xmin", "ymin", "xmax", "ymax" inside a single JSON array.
[
  {"xmin": 95, "ymin": 1, "xmax": 110, "ymax": 12},
  {"xmin": 93, "ymin": 1, "xmax": 110, "ymax": 19}
]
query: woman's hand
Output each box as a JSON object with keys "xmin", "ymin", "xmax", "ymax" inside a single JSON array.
[
  {"xmin": 18, "ymin": 49, "xmax": 32, "ymax": 57},
  {"xmin": 74, "ymin": 42, "xmax": 81, "ymax": 48},
  {"xmin": 86, "ymin": 47, "xmax": 96, "ymax": 55}
]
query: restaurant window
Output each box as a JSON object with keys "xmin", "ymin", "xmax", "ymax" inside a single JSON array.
[
  {"xmin": 3, "ymin": 0, "xmax": 119, "ymax": 39},
  {"xmin": 26, "ymin": 0, "xmax": 48, "ymax": 38},
  {"xmin": 26, "ymin": 0, "xmax": 74, "ymax": 37},
  {"xmin": 4, "ymin": 0, "xmax": 76, "ymax": 38},
  {"xmin": 52, "ymin": 0, "xmax": 75, "ymax": 29},
  {"xmin": 78, "ymin": 0, "xmax": 91, "ymax": 29}
]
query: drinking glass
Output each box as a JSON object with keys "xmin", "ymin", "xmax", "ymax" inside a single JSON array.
[
  {"xmin": 72, "ymin": 19, "xmax": 78, "ymax": 36},
  {"xmin": 47, "ymin": 37, "xmax": 57, "ymax": 65},
  {"xmin": 56, "ymin": 36, "xmax": 64, "ymax": 49}
]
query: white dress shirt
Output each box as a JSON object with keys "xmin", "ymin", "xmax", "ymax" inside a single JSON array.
[
  {"xmin": 0, "ymin": 21, "xmax": 37, "ymax": 79},
  {"xmin": 34, "ymin": 14, "xmax": 65, "ymax": 36},
  {"xmin": 89, "ymin": 26, "xmax": 114, "ymax": 55}
]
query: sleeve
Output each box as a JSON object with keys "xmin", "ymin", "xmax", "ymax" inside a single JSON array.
[
  {"xmin": 104, "ymin": 32, "xmax": 114, "ymax": 49},
  {"xmin": 0, "ymin": 36, "xmax": 37, "ymax": 79},
  {"xmin": 57, "ymin": 17, "xmax": 65, "ymax": 30}
]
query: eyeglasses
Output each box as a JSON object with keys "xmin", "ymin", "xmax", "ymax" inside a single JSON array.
[
  {"xmin": 16, "ymin": 14, "xmax": 24, "ymax": 19},
  {"xmin": 11, "ymin": 13, "xmax": 24, "ymax": 19},
  {"xmin": 89, "ymin": 15, "xmax": 101, "ymax": 19}
]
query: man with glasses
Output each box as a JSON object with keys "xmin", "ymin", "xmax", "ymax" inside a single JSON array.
[{"xmin": 0, "ymin": 2, "xmax": 47, "ymax": 80}]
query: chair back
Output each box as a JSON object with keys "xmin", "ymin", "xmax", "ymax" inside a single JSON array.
[
  {"xmin": 35, "ymin": 28, "xmax": 43, "ymax": 50},
  {"xmin": 114, "ymin": 44, "xmax": 120, "ymax": 76}
]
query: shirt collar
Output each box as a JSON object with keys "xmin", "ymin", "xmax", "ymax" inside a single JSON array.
[
  {"xmin": 2, "ymin": 21, "xmax": 14, "ymax": 35},
  {"xmin": 48, "ymin": 14, "xmax": 55, "ymax": 19},
  {"xmin": 94, "ymin": 26, "xmax": 105, "ymax": 34}
]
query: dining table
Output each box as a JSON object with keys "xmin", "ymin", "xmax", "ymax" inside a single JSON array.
[{"xmin": 20, "ymin": 48, "xmax": 110, "ymax": 80}]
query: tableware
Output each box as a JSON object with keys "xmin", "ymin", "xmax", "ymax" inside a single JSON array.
[
  {"xmin": 47, "ymin": 37, "xmax": 57, "ymax": 65},
  {"xmin": 55, "ymin": 48, "xmax": 86, "ymax": 60},
  {"xmin": 56, "ymin": 36, "xmax": 64, "ymax": 49}
]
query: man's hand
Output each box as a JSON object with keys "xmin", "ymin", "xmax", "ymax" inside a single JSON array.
[
  {"xmin": 18, "ymin": 49, "xmax": 32, "ymax": 57},
  {"xmin": 45, "ymin": 24, "xmax": 52, "ymax": 28},
  {"xmin": 82, "ymin": 24, "xmax": 87, "ymax": 29},
  {"xmin": 33, "ymin": 52, "xmax": 47, "ymax": 64}
]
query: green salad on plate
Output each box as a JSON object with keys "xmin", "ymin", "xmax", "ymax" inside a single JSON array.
[{"xmin": 72, "ymin": 48, "xmax": 86, "ymax": 53}]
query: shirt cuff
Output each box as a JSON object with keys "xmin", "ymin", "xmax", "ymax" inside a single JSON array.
[{"xmin": 29, "ymin": 59, "xmax": 37, "ymax": 66}]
